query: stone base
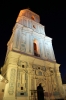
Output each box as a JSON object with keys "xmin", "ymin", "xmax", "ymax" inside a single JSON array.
[
  {"xmin": 16, "ymin": 97, "xmax": 28, "ymax": 100},
  {"xmin": 3, "ymin": 97, "xmax": 28, "ymax": 100},
  {"xmin": 3, "ymin": 97, "xmax": 16, "ymax": 100}
]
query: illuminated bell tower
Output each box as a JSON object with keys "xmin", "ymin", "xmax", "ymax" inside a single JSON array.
[{"xmin": 1, "ymin": 9, "xmax": 64, "ymax": 100}]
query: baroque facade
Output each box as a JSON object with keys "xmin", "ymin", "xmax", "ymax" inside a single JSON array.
[{"xmin": 0, "ymin": 9, "xmax": 65, "ymax": 100}]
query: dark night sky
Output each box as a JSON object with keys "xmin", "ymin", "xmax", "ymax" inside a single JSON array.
[{"xmin": 0, "ymin": 1, "xmax": 66, "ymax": 83}]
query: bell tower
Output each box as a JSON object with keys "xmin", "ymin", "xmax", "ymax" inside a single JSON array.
[{"xmin": 1, "ymin": 9, "xmax": 64, "ymax": 100}]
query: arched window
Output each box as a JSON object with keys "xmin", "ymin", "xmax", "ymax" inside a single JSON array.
[
  {"xmin": 31, "ymin": 15, "xmax": 35, "ymax": 20},
  {"xmin": 33, "ymin": 39, "xmax": 40, "ymax": 57},
  {"xmin": 33, "ymin": 42, "xmax": 37, "ymax": 55}
]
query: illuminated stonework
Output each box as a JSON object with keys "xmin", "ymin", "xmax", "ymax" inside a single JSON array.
[{"xmin": 0, "ymin": 9, "xmax": 65, "ymax": 100}]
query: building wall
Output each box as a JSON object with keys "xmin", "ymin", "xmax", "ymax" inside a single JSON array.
[
  {"xmin": 63, "ymin": 84, "xmax": 66, "ymax": 98},
  {"xmin": 7, "ymin": 23, "xmax": 55, "ymax": 62},
  {"xmin": 2, "ymin": 51, "xmax": 64, "ymax": 100},
  {"xmin": 0, "ymin": 82, "xmax": 6, "ymax": 100},
  {"xmin": 1, "ymin": 9, "xmax": 65, "ymax": 100}
]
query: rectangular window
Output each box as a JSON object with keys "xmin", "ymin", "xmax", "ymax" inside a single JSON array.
[
  {"xmin": 21, "ymin": 87, "xmax": 23, "ymax": 90},
  {"xmin": 20, "ymin": 93, "xmax": 24, "ymax": 95},
  {"xmin": 2, "ymin": 89, "xmax": 4, "ymax": 92},
  {"xmin": 22, "ymin": 65, "xmax": 24, "ymax": 68}
]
